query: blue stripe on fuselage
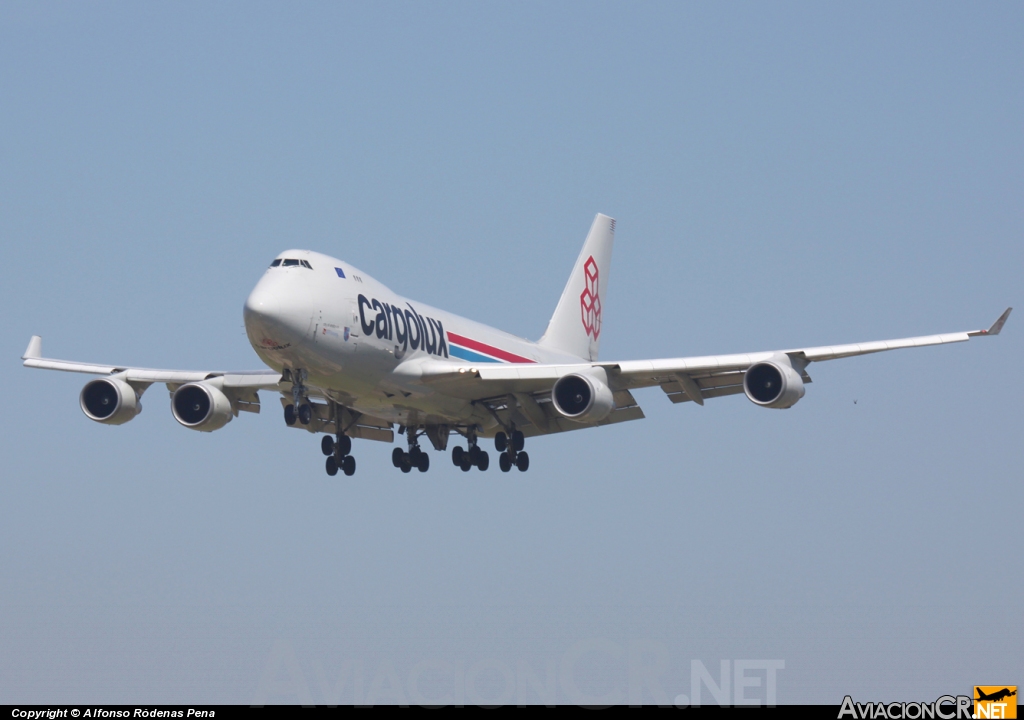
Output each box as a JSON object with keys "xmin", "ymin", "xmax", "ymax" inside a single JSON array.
[{"xmin": 448, "ymin": 345, "xmax": 501, "ymax": 363}]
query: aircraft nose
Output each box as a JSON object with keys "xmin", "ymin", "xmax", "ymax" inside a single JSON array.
[{"xmin": 243, "ymin": 274, "xmax": 309, "ymax": 348}]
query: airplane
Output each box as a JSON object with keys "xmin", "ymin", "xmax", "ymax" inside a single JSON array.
[
  {"xmin": 22, "ymin": 214, "xmax": 1012, "ymax": 477},
  {"xmin": 976, "ymin": 688, "xmax": 1016, "ymax": 703}
]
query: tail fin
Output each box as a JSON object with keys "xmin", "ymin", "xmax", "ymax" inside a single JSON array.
[{"xmin": 538, "ymin": 214, "xmax": 615, "ymax": 361}]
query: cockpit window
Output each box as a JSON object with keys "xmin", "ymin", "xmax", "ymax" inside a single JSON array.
[{"xmin": 273, "ymin": 258, "xmax": 313, "ymax": 269}]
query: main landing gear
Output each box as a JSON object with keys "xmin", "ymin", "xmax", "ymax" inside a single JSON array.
[
  {"xmin": 494, "ymin": 429, "xmax": 529, "ymax": 472},
  {"xmin": 392, "ymin": 428, "xmax": 430, "ymax": 474},
  {"xmin": 286, "ymin": 388, "xmax": 355, "ymax": 478},
  {"xmin": 321, "ymin": 431, "xmax": 355, "ymax": 477},
  {"xmin": 451, "ymin": 435, "xmax": 489, "ymax": 472}
]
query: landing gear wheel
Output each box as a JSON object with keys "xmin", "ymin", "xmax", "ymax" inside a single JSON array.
[
  {"xmin": 400, "ymin": 458, "xmax": 412, "ymax": 473},
  {"xmin": 325, "ymin": 456, "xmax": 338, "ymax": 476},
  {"xmin": 298, "ymin": 403, "xmax": 313, "ymax": 425},
  {"xmin": 335, "ymin": 434, "xmax": 351, "ymax": 457},
  {"xmin": 512, "ymin": 430, "xmax": 525, "ymax": 452},
  {"xmin": 341, "ymin": 455, "xmax": 356, "ymax": 476},
  {"xmin": 392, "ymin": 447, "xmax": 405, "ymax": 468},
  {"xmin": 284, "ymin": 404, "xmax": 296, "ymax": 426},
  {"xmin": 499, "ymin": 452, "xmax": 511, "ymax": 472},
  {"xmin": 452, "ymin": 446, "xmax": 464, "ymax": 466},
  {"xmin": 417, "ymin": 453, "xmax": 430, "ymax": 473},
  {"xmin": 469, "ymin": 445, "xmax": 482, "ymax": 464},
  {"xmin": 476, "ymin": 451, "xmax": 489, "ymax": 471},
  {"xmin": 460, "ymin": 457, "xmax": 472, "ymax": 472},
  {"xmin": 409, "ymin": 446, "xmax": 423, "ymax": 464},
  {"xmin": 516, "ymin": 451, "xmax": 529, "ymax": 472},
  {"xmin": 321, "ymin": 436, "xmax": 335, "ymax": 456},
  {"xmin": 494, "ymin": 432, "xmax": 507, "ymax": 452}
]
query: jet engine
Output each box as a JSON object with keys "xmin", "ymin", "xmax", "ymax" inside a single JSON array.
[
  {"xmin": 171, "ymin": 382, "xmax": 233, "ymax": 431},
  {"xmin": 743, "ymin": 360, "xmax": 805, "ymax": 409},
  {"xmin": 80, "ymin": 378, "xmax": 142, "ymax": 425},
  {"xmin": 551, "ymin": 372, "xmax": 615, "ymax": 423}
]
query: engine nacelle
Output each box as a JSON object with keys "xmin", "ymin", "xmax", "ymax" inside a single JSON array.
[
  {"xmin": 80, "ymin": 378, "xmax": 141, "ymax": 425},
  {"xmin": 171, "ymin": 382, "xmax": 234, "ymax": 431},
  {"xmin": 551, "ymin": 372, "xmax": 616, "ymax": 423},
  {"xmin": 743, "ymin": 360, "xmax": 805, "ymax": 409}
]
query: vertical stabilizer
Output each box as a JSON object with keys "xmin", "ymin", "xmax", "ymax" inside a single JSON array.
[{"xmin": 538, "ymin": 214, "xmax": 615, "ymax": 361}]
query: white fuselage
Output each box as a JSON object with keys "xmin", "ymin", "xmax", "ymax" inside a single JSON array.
[{"xmin": 242, "ymin": 249, "xmax": 580, "ymax": 428}]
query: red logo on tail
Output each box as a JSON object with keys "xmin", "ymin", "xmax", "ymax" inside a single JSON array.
[{"xmin": 580, "ymin": 256, "xmax": 601, "ymax": 340}]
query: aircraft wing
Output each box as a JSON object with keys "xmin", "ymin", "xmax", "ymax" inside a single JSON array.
[
  {"xmin": 606, "ymin": 306, "xmax": 1011, "ymax": 403},
  {"xmin": 21, "ymin": 335, "xmax": 398, "ymax": 439},
  {"xmin": 411, "ymin": 308, "xmax": 1011, "ymax": 424},
  {"xmin": 21, "ymin": 336, "xmax": 282, "ymax": 389}
]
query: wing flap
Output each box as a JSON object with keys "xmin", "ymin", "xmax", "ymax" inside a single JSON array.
[
  {"xmin": 516, "ymin": 397, "xmax": 645, "ymax": 438},
  {"xmin": 666, "ymin": 383, "xmax": 746, "ymax": 404},
  {"xmin": 274, "ymin": 396, "xmax": 395, "ymax": 442}
]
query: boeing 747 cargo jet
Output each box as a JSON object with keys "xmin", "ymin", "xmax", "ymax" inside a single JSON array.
[{"xmin": 22, "ymin": 215, "xmax": 1011, "ymax": 476}]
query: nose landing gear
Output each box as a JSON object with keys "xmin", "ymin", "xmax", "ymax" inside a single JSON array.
[{"xmin": 283, "ymin": 369, "xmax": 314, "ymax": 426}]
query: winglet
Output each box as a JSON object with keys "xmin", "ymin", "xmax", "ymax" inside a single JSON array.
[
  {"xmin": 968, "ymin": 307, "xmax": 1012, "ymax": 337},
  {"xmin": 22, "ymin": 335, "xmax": 42, "ymax": 360}
]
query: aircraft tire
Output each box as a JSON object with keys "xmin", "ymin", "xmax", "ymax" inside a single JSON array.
[
  {"xmin": 321, "ymin": 436, "xmax": 335, "ymax": 456},
  {"xmin": 325, "ymin": 456, "xmax": 338, "ymax": 476},
  {"xmin": 417, "ymin": 453, "xmax": 430, "ymax": 473},
  {"xmin": 512, "ymin": 431, "xmax": 525, "ymax": 452},
  {"xmin": 342, "ymin": 455, "xmax": 356, "ymax": 476},
  {"xmin": 284, "ymin": 404, "xmax": 296, "ymax": 426},
  {"xmin": 401, "ymin": 459, "xmax": 412, "ymax": 473},
  {"xmin": 452, "ymin": 446, "xmax": 464, "ymax": 466},
  {"xmin": 477, "ymin": 451, "xmax": 489, "ymax": 471},
  {"xmin": 499, "ymin": 452, "xmax": 511, "ymax": 472},
  {"xmin": 335, "ymin": 434, "xmax": 351, "ymax": 457},
  {"xmin": 298, "ymin": 403, "xmax": 313, "ymax": 425},
  {"xmin": 516, "ymin": 451, "xmax": 529, "ymax": 472},
  {"xmin": 460, "ymin": 457, "xmax": 472, "ymax": 472},
  {"xmin": 392, "ymin": 447, "xmax": 404, "ymax": 468},
  {"xmin": 494, "ymin": 432, "xmax": 507, "ymax": 452}
]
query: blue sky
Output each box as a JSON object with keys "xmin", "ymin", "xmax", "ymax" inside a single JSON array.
[{"xmin": 1, "ymin": 2, "xmax": 1021, "ymax": 705}]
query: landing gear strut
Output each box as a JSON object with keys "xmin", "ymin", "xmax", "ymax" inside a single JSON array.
[{"xmin": 494, "ymin": 428, "xmax": 528, "ymax": 472}]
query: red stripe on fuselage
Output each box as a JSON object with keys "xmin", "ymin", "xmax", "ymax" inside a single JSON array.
[{"xmin": 447, "ymin": 332, "xmax": 536, "ymax": 364}]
